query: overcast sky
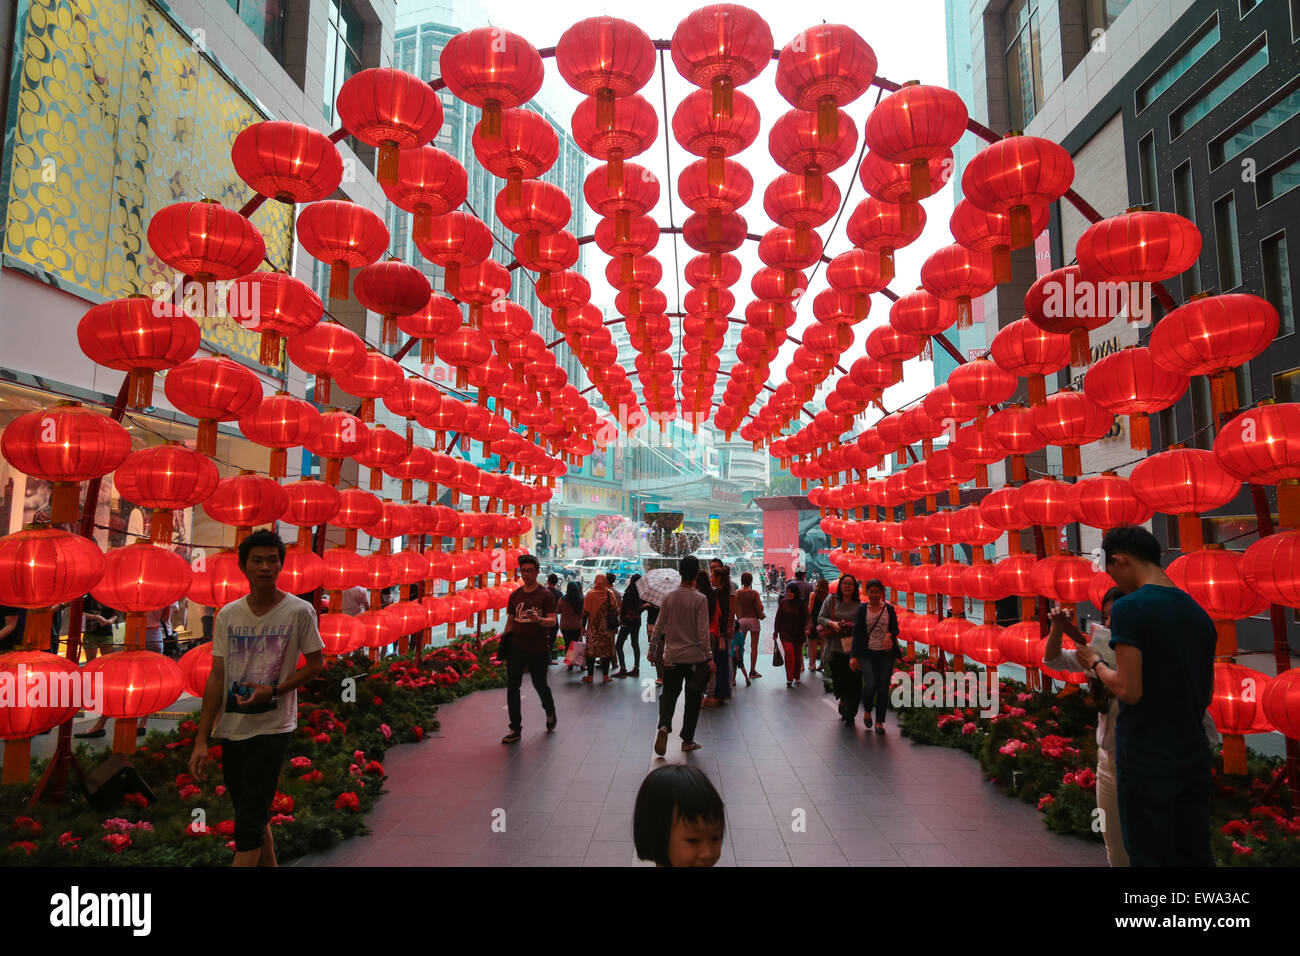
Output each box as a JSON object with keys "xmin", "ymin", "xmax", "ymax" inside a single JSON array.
[{"xmin": 404, "ymin": 0, "xmax": 954, "ymax": 439}]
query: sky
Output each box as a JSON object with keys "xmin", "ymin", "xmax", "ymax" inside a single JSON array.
[{"xmin": 400, "ymin": 0, "xmax": 956, "ymax": 444}]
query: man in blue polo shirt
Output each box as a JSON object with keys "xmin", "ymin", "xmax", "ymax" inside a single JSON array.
[{"xmin": 1074, "ymin": 525, "xmax": 1215, "ymax": 867}]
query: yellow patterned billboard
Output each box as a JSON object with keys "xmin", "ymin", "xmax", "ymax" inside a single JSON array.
[{"xmin": 3, "ymin": 0, "xmax": 294, "ymax": 368}]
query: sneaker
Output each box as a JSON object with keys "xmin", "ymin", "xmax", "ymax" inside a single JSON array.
[
  {"xmin": 874, "ymin": 724, "xmax": 886, "ymax": 735},
  {"xmin": 612, "ymin": 669, "xmax": 629, "ymax": 679},
  {"xmin": 546, "ymin": 712, "xmax": 557, "ymax": 732},
  {"xmin": 794, "ymin": 678, "xmax": 801, "ymax": 686},
  {"xmin": 628, "ymin": 668, "xmax": 640, "ymax": 678},
  {"xmin": 654, "ymin": 726, "xmax": 669, "ymax": 756},
  {"xmin": 787, "ymin": 680, "xmax": 793, "ymax": 688},
  {"xmin": 681, "ymin": 741, "xmax": 702, "ymax": 752},
  {"xmin": 501, "ymin": 730, "xmax": 522, "ymax": 744},
  {"xmin": 863, "ymin": 715, "xmax": 873, "ymax": 729}
]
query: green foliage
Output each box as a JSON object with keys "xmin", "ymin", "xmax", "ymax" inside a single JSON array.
[{"xmin": 1, "ymin": 634, "xmax": 508, "ymax": 867}]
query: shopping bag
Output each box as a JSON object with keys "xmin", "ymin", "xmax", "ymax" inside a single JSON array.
[
  {"xmin": 564, "ymin": 640, "xmax": 586, "ymax": 667},
  {"xmin": 772, "ymin": 641, "xmax": 784, "ymax": 668}
]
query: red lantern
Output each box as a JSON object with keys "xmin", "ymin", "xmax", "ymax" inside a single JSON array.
[
  {"xmin": 78, "ymin": 296, "xmax": 201, "ymax": 408},
  {"xmin": 990, "ymin": 318, "xmax": 1071, "ymax": 408},
  {"xmin": 556, "ymin": 16, "xmax": 655, "ymax": 129},
  {"xmin": 889, "ymin": 287, "xmax": 956, "ymax": 341},
  {"xmin": 439, "ymin": 27, "xmax": 544, "ymax": 139},
  {"xmin": 353, "ymin": 425, "xmax": 409, "ymax": 493},
  {"xmin": 1167, "ymin": 545, "xmax": 1268, "ymax": 657},
  {"xmin": 382, "ymin": 376, "xmax": 442, "ymax": 424},
  {"xmin": 282, "ymin": 478, "xmax": 342, "ymax": 547},
  {"xmin": 284, "ymin": 320, "xmax": 366, "ymax": 406},
  {"xmin": 163, "ymin": 355, "xmax": 263, "ymax": 456},
  {"xmin": 962, "ymin": 134, "xmax": 1073, "ymax": 247},
  {"xmin": 320, "ymin": 613, "xmax": 364, "ymax": 655},
  {"xmin": 770, "ymin": 107, "xmax": 858, "ymax": 205},
  {"xmin": 91, "ymin": 541, "xmax": 192, "ymax": 646},
  {"xmin": 238, "ymin": 392, "xmax": 323, "ymax": 480},
  {"xmin": 435, "ymin": 325, "xmax": 494, "ymax": 390},
  {"xmin": 1209, "ymin": 661, "xmax": 1274, "ymax": 772},
  {"xmin": 1, "ymin": 402, "xmax": 132, "ymax": 523},
  {"xmin": 1241, "ymin": 529, "xmax": 1300, "ymax": 609},
  {"xmin": 280, "ymin": 545, "xmax": 326, "ymax": 595},
  {"xmin": 473, "ymin": 107, "xmax": 559, "ymax": 207},
  {"xmin": 950, "ymin": 199, "xmax": 1050, "ymax": 283},
  {"xmin": 1261, "ymin": 667, "xmax": 1300, "ymax": 739},
  {"xmin": 84, "ymin": 650, "xmax": 184, "ymax": 752},
  {"xmin": 949, "ymin": 357, "xmax": 1018, "ymax": 429},
  {"xmin": 333, "ymin": 349, "xmax": 403, "ymax": 423},
  {"xmin": 114, "ymin": 443, "xmax": 219, "ymax": 543},
  {"xmin": 382, "ymin": 146, "xmax": 469, "ymax": 243},
  {"xmin": 679, "ymin": 159, "xmax": 755, "ymax": 249},
  {"xmin": 865, "ymin": 81, "xmax": 968, "ymax": 198},
  {"xmin": 671, "ymin": 4, "xmax": 773, "ymax": 120},
  {"xmin": 1032, "ymin": 389, "xmax": 1115, "ymax": 477},
  {"xmin": 203, "ymin": 471, "xmax": 289, "ymax": 539},
  {"xmin": 1020, "ymin": 477, "xmax": 1076, "ymax": 555},
  {"xmin": 999, "ymin": 621, "xmax": 1043, "ymax": 667},
  {"xmin": 395, "ymin": 295, "xmax": 462, "ymax": 366},
  {"xmin": 847, "ymin": 198, "xmax": 925, "ymax": 285},
  {"xmin": 965, "ymin": 624, "xmax": 1005, "ymax": 667},
  {"xmin": 495, "ymin": 179, "xmax": 572, "ymax": 256},
  {"xmin": 0, "ymin": 528, "xmax": 105, "ymax": 648},
  {"xmin": 231, "ymin": 120, "xmax": 343, "ymax": 203},
  {"xmin": 1214, "ymin": 403, "xmax": 1300, "ymax": 529},
  {"xmin": 1149, "ymin": 293, "xmax": 1279, "ymax": 422},
  {"xmin": 572, "ymin": 93, "xmax": 659, "ymax": 190},
  {"xmin": 1069, "ymin": 472, "xmax": 1152, "ymax": 531},
  {"xmin": 295, "ymin": 200, "xmax": 390, "ymax": 300},
  {"xmin": 1024, "ymin": 265, "xmax": 1123, "ymax": 368},
  {"xmin": 985, "ymin": 403, "xmax": 1046, "ymax": 483},
  {"xmin": 188, "ymin": 550, "xmax": 249, "ymax": 608},
  {"xmin": 1130, "ymin": 446, "xmax": 1241, "ymax": 553},
  {"xmin": 1031, "ymin": 553, "xmax": 1094, "ymax": 605},
  {"xmin": 224, "ymin": 270, "xmax": 324, "ymax": 367},
  {"xmin": 1082, "ymin": 348, "xmax": 1186, "ymax": 452},
  {"xmin": 672, "ymin": 88, "xmax": 760, "ymax": 188},
  {"xmin": 826, "ymin": 248, "xmax": 887, "ymax": 322},
  {"xmin": 416, "ymin": 211, "xmax": 493, "ymax": 293},
  {"xmin": 1075, "ymin": 208, "xmax": 1201, "ymax": 325},
  {"xmin": 859, "ymin": 150, "xmax": 951, "ymax": 233},
  {"xmin": 921, "ymin": 244, "xmax": 996, "ymax": 329},
  {"xmin": 0, "ymin": 650, "xmax": 82, "ymax": 782},
  {"xmin": 763, "ymin": 172, "xmax": 839, "ymax": 256},
  {"xmin": 146, "ymin": 200, "xmax": 266, "ymax": 285},
  {"xmin": 775, "ymin": 24, "xmax": 876, "ymax": 144},
  {"xmin": 353, "ymin": 259, "xmax": 431, "ymax": 346},
  {"xmin": 179, "ymin": 642, "xmax": 214, "ymax": 698},
  {"xmin": 336, "ymin": 67, "xmax": 444, "ymax": 183}
]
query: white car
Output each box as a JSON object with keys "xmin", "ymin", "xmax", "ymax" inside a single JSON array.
[{"xmin": 571, "ymin": 556, "xmax": 624, "ymax": 589}]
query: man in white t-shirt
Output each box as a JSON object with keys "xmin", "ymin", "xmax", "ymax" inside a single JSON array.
[{"xmin": 190, "ymin": 530, "xmax": 324, "ymax": 867}]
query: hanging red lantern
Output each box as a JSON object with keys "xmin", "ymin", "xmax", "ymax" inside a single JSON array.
[
  {"xmin": 776, "ymin": 23, "xmax": 876, "ymax": 144},
  {"xmin": 950, "ymin": 199, "xmax": 1050, "ymax": 283},
  {"xmin": 763, "ymin": 172, "xmax": 839, "ymax": 256},
  {"xmin": 0, "ymin": 649, "xmax": 82, "ymax": 781},
  {"xmin": 1214, "ymin": 403, "xmax": 1300, "ymax": 528},
  {"xmin": 1032, "ymin": 388, "xmax": 1115, "ymax": 477},
  {"xmin": 231, "ymin": 120, "xmax": 343, "ymax": 203},
  {"xmin": 224, "ymin": 269, "xmax": 324, "ymax": 367},
  {"xmin": 495, "ymin": 179, "xmax": 572, "ymax": 262},
  {"xmin": 334, "ymin": 489, "xmax": 385, "ymax": 552},
  {"xmin": 78, "ymin": 296, "xmax": 201, "ymax": 408},
  {"xmin": 556, "ymin": 15, "xmax": 655, "ymax": 129},
  {"xmin": 865, "ymin": 81, "xmax": 968, "ymax": 198},
  {"xmin": 382, "ymin": 146, "xmax": 469, "ymax": 243},
  {"xmin": 395, "ymin": 295, "xmax": 462, "ymax": 366},
  {"xmin": 435, "ymin": 325, "xmax": 494, "ymax": 390},
  {"xmin": 92, "ymin": 541, "xmax": 192, "ymax": 647},
  {"xmin": 1167, "ymin": 545, "xmax": 1268, "ymax": 657},
  {"xmin": 188, "ymin": 549, "xmax": 249, "ymax": 608},
  {"xmin": 415, "ymin": 211, "xmax": 493, "ymax": 293},
  {"xmin": 353, "ymin": 424, "xmax": 409, "ymax": 493},
  {"xmin": 985, "ymin": 403, "xmax": 1047, "ymax": 483},
  {"xmin": 353, "ymin": 259, "xmax": 431, "ymax": 346},
  {"xmin": 319, "ymin": 612, "xmax": 364, "ymax": 655},
  {"xmin": 1020, "ymin": 477, "xmax": 1076, "ymax": 554},
  {"xmin": 760, "ymin": 225, "xmax": 822, "ymax": 299},
  {"xmin": 846, "ymin": 197, "xmax": 926, "ymax": 285},
  {"xmin": 921, "ymin": 244, "xmax": 996, "ymax": 329},
  {"xmin": 322, "ymin": 547, "xmax": 368, "ymax": 606},
  {"xmin": 472, "ymin": 106, "xmax": 559, "ymax": 208},
  {"xmin": 586, "ymin": 167, "xmax": 659, "ymax": 250},
  {"xmin": 999, "ymin": 621, "xmax": 1043, "ymax": 667},
  {"xmin": 282, "ymin": 477, "xmax": 342, "ymax": 547},
  {"xmin": 1130, "ymin": 446, "xmax": 1241, "ymax": 553},
  {"xmin": 382, "ymin": 375, "xmax": 442, "ymax": 424},
  {"xmin": 962, "ymin": 134, "xmax": 1074, "ymax": 247},
  {"xmin": 0, "ymin": 527, "xmax": 105, "ymax": 650},
  {"xmin": 277, "ymin": 545, "xmax": 325, "ymax": 596},
  {"xmin": 769, "ymin": 107, "xmax": 857, "ymax": 205},
  {"xmin": 1261, "ymin": 668, "xmax": 1300, "ymax": 741},
  {"xmin": 859, "ymin": 150, "xmax": 951, "ymax": 233},
  {"xmin": 163, "ymin": 355, "xmax": 262, "ymax": 457},
  {"xmin": 949, "ymin": 357, "xmax": 1018, "ymax": 429},
  {"xmin": 1084, "ymin": 346, "xmax": 1188, "ymax": 451},
  {"xmin": 336, "ymin": 67, "xmax": 444, "ymax": 183},
  {"xmin": 671, "ymin": 4, "xmax": 773, "ymax": 120},
  {"xmin": 679, "ymin": 158, "xmax": 754, "ymax": 248},
  {"xmin": 303, "ymin": 410, "xmax": 369, "ymax": 486},
  {"xmin": 950, "ymin": 424, "xmax": 1006, "ymax": 489},
  {"xmin": 295, "ymin": 200, "xmax": 389, "ymax": 300},
  {"xmin": 1208, "ymin": 662, "xmax": 1275, "ymax": 772},
  {"xmin": 826, "ymin": 249, "xmax": 887, "ymax": 322},
  {"xmin": 1075, "ymin": 208, "xmax": 1202, "ymax": 325},
  {"xmin": 571, "ymin": 93, "xmax": 659, "ymax": 190},
  {"xmin": 990, "ymin": 318, "xmax": 1071, "ymax": 408},
  {"xmin": 672, "ymin": 88, "xmax": 760, "ymax": 188},
  {"xmin": 147, "ymin": 200, "xmax": 266, "ymax": 287},
  {"xmin": 1031, "ymin": 552, "xmax": 1094, "ymax": 605},
  {"xmin": 864, "ymin": 325, "xmax": 923, "ymax": 386},
  {"xmin": 1242, "ymin": 530, "xmax": 1300, "ymax": 609},
  {"xmin": 114, "ymin": 442, "xmax": 219, "ymax": 543},
  {"xmin": 439, "ymin": 27, "xmax": 544, "ymax": 139},
  {"xmin": 922, "ymin": 383, "xmax": 979, "ymax": 428},
  {"xmin": 238, "ymin": 391, "xmax": 322, "ymax": 480},
  {"xmin": 284, "ymin": 319, "xmax": 366, "ymax": 407},
  {"xmin": 85, "ymin": 650, "xmax": 184, "ymax": 752},
  {"xmin": 333, "ymin": 348, "xmax": 403, "ymax": 423},
  {"xmin": 1025, "ymin": 265, "xmax": 1124, "ymax": 368},
  {"xmin": 889, "ymin": 287, "xmax": 956, "ymax": 345},
  {"xmin": 203, "ymin": 471, "xmax": 289, "ymax": 539},
  {"xmin": 1150, "ymin": 293, "xmax": 1279, "ymax": 422},
  {"xmin": 1, "ymin": 402, "xmax": 132, "ymax": 523},
  {"xmin": 1069, "ymin": 472, "xmax": 1152, "ymax": 531}
]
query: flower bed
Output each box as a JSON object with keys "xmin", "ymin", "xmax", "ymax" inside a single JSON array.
[
  {"xmin": 2, "ymin": 634, "xmax": 506, "ymax": 866},
  {"xmin": 895, "ymin": 655, "xmax": 1300, "ymax": 866}
]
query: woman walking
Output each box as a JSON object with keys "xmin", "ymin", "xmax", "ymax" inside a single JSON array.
[
  {"xmin": 773, "ymin": 583, "xmax": 809, "ymax": 686},
  {"xmin": 559, "ymin": 581, "xmax": 585, "ymax": 671},
  {"xmin": 582, "ymin": 573, "xmax": 620, "ymax": 683},
  {"xmin": 820, "ymin": 576, "xmax": 862, "ymax": 725},
  {"xmin": 733, "ymin": 572, "xmax": 764, "ymax": 687},
  {"xmin": 850, "ymin": 579, "xmax": 901, "ymax": 733},
  {"xmin": 807, "ymin": 578, "xmax": 830, "ymax": 674},
  {"xmin": 708, "ymin": 566, "xmax": 733, "ymax": 704},
  {"xmin": 614, "ymin": 573, "xmax": 643, "ymax": 678}
]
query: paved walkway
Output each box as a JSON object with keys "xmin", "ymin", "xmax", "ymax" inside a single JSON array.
[{"xmin": 294, "ymin": 617, "xmax": 1110, "ymax": 868}]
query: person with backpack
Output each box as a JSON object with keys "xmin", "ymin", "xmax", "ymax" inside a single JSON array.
[
  {"xmin": 820, "ymin": 576, "xmax": 862, "ymax": 724},
  {"xmin": 850, "ymin": 578, "xmax": 901, "ymax": 734}
]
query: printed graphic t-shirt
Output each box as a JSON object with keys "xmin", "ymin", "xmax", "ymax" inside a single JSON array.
[{"xmin": 212, "ymin": 593, "xmax": 324, "ymax": 741}]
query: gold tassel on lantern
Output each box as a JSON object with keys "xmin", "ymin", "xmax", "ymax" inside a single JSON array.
[
  {"xmin": 956, "ymin": 297, "xmax": 973, "ymax": 329},
  {"xmin": 711, "ymin": 75, "xmax": 734, "ymax": 119},
  {"xmin": 328, "ymin": 263, "xmax": 349, "ymax": 301},
  {"xmin": 481, "ymin": 100, "xmax": 503, "ymax": 139},
  {"xmin": 1279, "ymin": 479, "xmax": 1300, "ymax": 529},
  {"xmin": 1009, "ymin": 205, "xmax": 1032, "ymax": 248},
  {"xmin": 259, "ymin": 332, "xmax": 283, "ymax": 368},
  {"xmin": 596, "ymin": 87, "xmax": 616, "ymax": 131},
  {"xmin": 1129, "ymin": 412, "xmax": 1151, "ymax": 450},
  {"xmin": 606, "ymin": 148, "xmax": 625, "ymax": 190},
  {"xmin": 377, "ymin": 141, "xmax": 400, "ymax": 184},
  {"xmin": 1069, "ymin": 327, "xmax": 1091, "ymax": 368},
  {"xmin": 706, "ymin": 148, "xmax": 725, "ymax": 188},
  {"xmin": 909, "ymin": 159, "xmax": 931, "ymax": 201},
  {"xmin": 816, "ymin": 95, "xmax": 838, "ymax": 144}
]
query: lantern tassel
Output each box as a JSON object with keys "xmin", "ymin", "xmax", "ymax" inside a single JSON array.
[
  {"xmin": 443, "ymin": 262, "xmax": 460, "ymax": 296},
  {"xmin": 316, "ymin": 375, "xmax": 332, "ymax": 405},
  {"xmin": 1214, "ymin": 619, "xmax": 1238, "ymax": 658},
  {"xmin": 150, "ymin": 509, "xmax": 174, "ymax": 545},
  {"xmin": 711, "ymin": 75, "xmax": 734, "ymax": 120},
  {"xmin": 1278, "ymin": 480, "xmax": 1300, "ymax": 530},
  {"xmin": 816, "ymin": 95, "xmax": 838, "ymax": 144},
  {"xmin": 481, "ymin": 100, "xmax": 502, "ymax": 139},
  {"xmin": 1213, "ymin": 369, "xmax": 1240, "ymax": 421},
  {"xmin": 879, "ymin": 249, "xmax": 895, "ymax": 284},
  {"xmin": 1009, "ymin": 205, "xmax": 1033, "ymax": 247},
  {"xmin": 596, "ymin": 87, "xmax": 616, "ymax": 131},
  {"xmin": 259, "ymin": 332, "xmax": 282, "ymax": 368},
  {"xmin": 899, "ymin": 198, "xmax": 920, "ymax": 234},
  {"xmin": 1, "ymin": 738, "xmax": 31, "ymax": 785},
  {"xmin": 360, "ymin": 398, "xmax": 375, "ymax": 423},
  {"xmin": 269, "ymin": 448, "xmax": 287, "ymax": 480},
  {"xmin": 621, "ymin": 255, "xmax": 634, "ymax": 285},
  {"xmin": 1069, "ymin": 327, "xmax": 1091, "ymax": 368},
  {"xmin": 326, "ymin": 458, "xmax": 342, "ymax": 486},
  {"xmin": 1129, "ymin": 412, "xmax": 1150, "ymax": 450},
  {"xmin": 805, "ymin": 166, "xmax": 823, "ymax": 203},
  {"xmin": 1027, "ymin": 374, "xmax": 1047, "ymax": 407},
  {"xmin": 382, "ymin": 316, "xmax": 398, "ymax": 346},
  {"xmin": 414, "ymin": 205, "xmax": 432, "ymax": 243},
  {"xmin": 706, "ymin": 148, "xmax": 725, "ymax": 189},
  {"xmin": 976, "ymin": 464, "xmax": 989, "ymax": 488},
  {"xmin": 706, "ymin": 208, "xmax": 723, "ymax": 244},
  {"xmin": 606, "ymin": 148, "xmax": 625, "ymax": 190},
  {"xmin": 124, "ymin": 611, "xmax": 146, "ymax": 649},
  {"xmin": 50, "ymin": 482, "xmax": 81, "ymax": 524},
  {"xmin": 1011, "ymin": 455, "xmax": 1027, "ymax": 484},
  {"xmin": 956, "ymin": 297, "xmax": 972, "ymax": 329},
  {"xmin": 505, "ymin": 170, "xmax": 523, "ymax": 210},
  {"xmin": 1178, "ymin": 512, "xmax": 1204, "ymax": 553},
  {"xmin": 328, "ymin": 263, "xmax": 350, "ymax": 301},
  {"xmin": 1222, "ymin": 734, "xmax": 1247, "ymax": 776},
  {"xmin": 992, "ymin": 245, "xmax": 1012, "ymax": 283},
  {"xmin": 909, "ymin": 159, "xmax": 930, "ymax": 201},
  {"xmin": 1062, "ymin": 444, "xmax": 1082, "ymax": 478},
  {"xmin": 128, "ymin": 368, "xmax": 155, "ymax": 409},
  {"xmin": 377, "ymin": 142, "xmax": 399, "ymax": 184},
  {"xmin": 708, "ymin": 252, "xmax": 722, "ymax": 280}
]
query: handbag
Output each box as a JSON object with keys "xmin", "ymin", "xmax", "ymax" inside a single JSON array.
[
  {"xmin": 604, "ymin": 592, "xmax": 619, "ymax": 631},
  {"xmin": 772, "ymin": 640, "xmax": 784, "ymax": 668},
  {"xmin": 564, "ymin": 640, "xmax": 586, "ymax": 667},
  {"xmin": 495, "ymin": 629, "xmax": 513, "ymax": 663},
  {"xmin": 647, "ymin": 632, "xmax": 664, "ymax": 667}
]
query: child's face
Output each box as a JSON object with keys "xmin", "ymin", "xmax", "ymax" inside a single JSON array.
[{"xmin": 667, "ymin": 813, "xmax": 724, "ymax": 867}]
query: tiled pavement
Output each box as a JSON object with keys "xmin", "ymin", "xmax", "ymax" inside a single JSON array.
[{"xmin": 294, "ymin": 618, "xmax": 1110, "ymax": 868}]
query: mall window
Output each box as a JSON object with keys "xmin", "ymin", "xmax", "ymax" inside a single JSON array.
[
  {"xmin": 1173, "ymin": 161, "xmax": 1203, "ymax": 297},
  {"xmin": 1137, "ymin": 14, "xmax": 1219, "ymax": 112},
  {"xmin": 1004, "ymin": 0, "xmax": 1044, "ymax": 130},
  {"xmin": 225, "ymin": 0, "xmax": 286, "ymax": 62},
  {"xmin": 1170, "ymin": 37, "xmax": 1268, "ymax": 138},
  {"xmin": 1257, "ymin": 152, "xmax": 1300, "ymax": 206},
  {"xmin": 322, "ymin": 0, "xmax": 364, "ymax": 125},
  {"xmin": 1213, "ymin": 193, "xmax": 1242, "ymax": 290},
  {"xmin": 1210, "ymin": 83, "xmax": 1300, "ymax": 168},
  {"xmin": 1262, "ymin": 232, "xmax": 1295, "ymax": 337},
  {"xmin": 1239, "ymin": 0, "xmax": 1259, "ymax": 15},
  {"xmin": 1138, "ymin": 133, "xmax": 1158, "ymax": 207},
  {"xmin": 1085, "ymin": 0, "xmax": 1131, "ymax": 36}
]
